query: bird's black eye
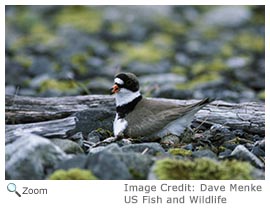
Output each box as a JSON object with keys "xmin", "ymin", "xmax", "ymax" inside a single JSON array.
[{"xmin": 126, "ymin": 80, "xmax": 132, "ymax": 86}]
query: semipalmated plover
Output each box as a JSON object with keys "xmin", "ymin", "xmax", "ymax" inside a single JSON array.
[{"xmin": 111, "ymin": 72, "xmax": 210, "ymax": 139}]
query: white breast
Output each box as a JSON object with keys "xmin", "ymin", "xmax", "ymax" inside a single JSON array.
[
  {"xmin": 113, "ymin": 114, "xmax": 128, "ymax": 137},
  {"xmin": 115, "ymin": 89, "xmax": 141, "ymax": 107}
]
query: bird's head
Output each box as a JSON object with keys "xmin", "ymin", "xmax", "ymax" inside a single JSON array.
[{"xmin": 110, "ymin": 72, "xmax": 140, "ymax": 95}]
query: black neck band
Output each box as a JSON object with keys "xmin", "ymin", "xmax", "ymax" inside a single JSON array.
[{"xmin": 116, "ymin": 95, "xmax": 142, "ymax": 119}]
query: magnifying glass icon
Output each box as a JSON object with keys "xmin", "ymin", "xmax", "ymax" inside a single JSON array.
[{"xmin": 7, "ymin": 183, "xmax": 21, "ymax": 197}]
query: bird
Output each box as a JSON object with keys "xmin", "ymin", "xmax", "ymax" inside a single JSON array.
[{"xmin": 110, "ymin": 72, "xmax": 210, "ymax": 140}]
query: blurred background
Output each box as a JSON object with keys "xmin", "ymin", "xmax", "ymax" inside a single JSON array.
[{"xmin": 5, "ymin": 5, "xmax": 265, "ymax": 103}]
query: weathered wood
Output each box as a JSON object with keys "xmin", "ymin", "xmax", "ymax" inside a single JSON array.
[
  {"xmin": 195, "ymin": 100, "xmax": 265, "ymax": 135},
  {"xmin": 5, "ymin": 116, "xmax": 76, "ymax": 144},
  {"xmin": 5, "ymin": 94, "xmax": 115, "ymax": 124},
  {"xmin": 5, "ymin": 95, "xmax": 265, "ymax": 143}
]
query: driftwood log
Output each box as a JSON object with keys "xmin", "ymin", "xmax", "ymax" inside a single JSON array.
[
  {"xmin": 5, "ymin": 94, "xmax": 115, "ymax": 124},
  {"xmin": 5, "ymin": 95, "xmax": 265, "ymax": 144}
]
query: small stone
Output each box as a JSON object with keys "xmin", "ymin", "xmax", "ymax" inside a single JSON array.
[
  {"xmin": 86, "ymin": 77, "xmax": 112, "ymax": 94},
  {"xmin": 86, "ymin": 56, "xmax": 104, "ymax": 68},
  {"xmin": 29, "ymin": 74, "xmax": 51, "ymax": 89},
  {"xmin": 250, "ymin": 168, "xmax": 265, "ymax": 180},
  {"xmin": 182, "ymin": 143, "xmax": 193, "ymax": 151},
  {"xmin": 202, "ymin": 6, "xmax": 251, "ymax": 28},
  {"xmin": 251, "ymin": 146, "xmax": 265, "ymax": 158},
  {"xmin": 139, "ymin": 73, "xmax": 186, "ymax": 86},
  {"xmin": 84, "ymin": 129, "xmax": 114, "ymax": 151},
  {"xmin": 5, "ymin": 85, "xmax": 16, "ymax": 95},
  {"xmin": 226, "ymin": 57, "xmax": 250, "ymax": 69},
  {"xmin": 119, "ymin": 152, "xmax": 154, "ymax": 179},
  {"xmin": 85, "ymin": 150, "xmax": 132, "ymax": 180},
  {"xmin": 50, "ymin": 138, "xmax": 84, "ymax": 154},
  {"xmin": 218, "ymin": 149, "xmax": 232, "ymax": 158},
  {"xmin": 127, "ymin": 61, "xmax": 170, "ymax": 76},
  {"xmin": 160, "ymin": 135, "xmax": 180, "ymax": 145},
  {"xmin": 121, "ymin": 143, "xmax": 166, "ymax": 156},
  {"xmin": 55, "ymin": 155, "xmax": 87, "ymax": 171},
  {"xmin": 6, "ymin": 134, "xmax": 68, "ymax": 180},
  {"xmin": 251, "ymin": 139, "xmax": 265, "ymax": 157},
  {"xmin": 118, "ymin": 138, "xmax": 133, "ymax": 146},
  {"xmin": 208, "ymin": 124, "xmax": 234, "ymax": 146},
  {"xmin": 69, "ymin": 132, "xmax": 84, "ymax": 146},
  {"xmin": 88, "ymin": 146, "xmax": 106, "ymax": 154},
  {"xmin": 87, "ymin": 131, "xmax": 101, "ymax": 144},
  {"xmin": 89, "ymin": 143, "xmax": 122, "ymax": 154},
  {"xmin": 102, "ymin": 143, "xmax": 122, "ymax": 153},
  {"xmin": 28, "ymin": 56, "xmax": 54, "ymax": 76},
  {"xmin": 175, "ymin": 53, "xmax": 192, "ymax": 66},
  {"xmin": 192, "ymin": 149, "xmax": 218, "ymax": 160},
  {"xmin": 151, "ymin": 86, "xmax": 192, "ymax": 100},
  {"xmin": 230, "ymin": 145, "xmax": 264, "ymax": 169},
  {"xmin": 223, "ymin": 141, "xmax": 238, "ymax": 151},
  {"xmin": 17, "ymin": 88, "xmax": 37, "ymax": 96},
  {"xmin": 73, "ymin": 110, "xmax": 114, "ymax": 138}
]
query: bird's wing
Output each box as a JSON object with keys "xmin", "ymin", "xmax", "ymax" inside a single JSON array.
[
  {"xmin": 125, "ymin": 98, "xmax": 210, "ymax": 138},
  {"xmin": 125, "ymin": 107, "xmax": 187, "ymax": 137}
]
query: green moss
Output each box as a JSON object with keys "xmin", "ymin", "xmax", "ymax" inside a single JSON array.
[
  {"xmin": 218, "ymin": 146, "xmax": 226, "ymax": 152},
  {"xmin": 221, "ymin": 44, "xmax": 234, "ymax": 58},
  {"xmin": 11, "ymin": 24, "xmax": 56, "ymax": 51},
  {"xmin": 95, "ymin": 128, "xmax": 113, "ymax": 137},
  {"xmin": 235, "ymin": 33, "xmax": 264, "ymax": 52},
  {"xmin": 71, "ymin": 53, "xmax": 89, "ymax": 75},
  {"xmin": 53, "ymin": 63, "xmax": 61, "ymax": 72},
  {"xmin": 55, "ymin": 6, "xmax": 103, "ymax": 33},
  {"xmin": 49, "ymin": 168, "xmax": 98, "ymax": 180},
  {"xmin": 126, "ymin": 44, "xmax": 159, "ymax": 62},
  {"xmin": 30, "ymin": 24, "xmax": 56, "ymax": 43},
  {"xmin": 258, "ymin": 90, "xmax": 265, "ymax": 100},
  {"xmin": 7, "ymin": 7, "xmax": 59, "ymax": 52},
  {"xmin": 251, "ymin": 7, "xmax": 265, "ymax": 25},
  {"xmin": 227, "ymin": 137, "xmax": 241, "ymax": 145},
  {"xmin": 9, "ymin": 8, "xmax": 56, "ymax": 50},
  {"xmin": 171, "ymin": 66, "xmax": 187, "ymax": 76},
  {"xmin": 191, "ymin": 61, "xmax": 206, "ymax": 75},
  {"xmin": 154, "ymin": 158, "xmax": 253, "ymax": 180},
  {"xmin": 114, "ymin": 42, "xmax": 170, "ymax": 64},
  {"xmin": 179, "ymin": 129, "xmax": 194, "ymax": 143},
  {"xmin": 114, "ymin": 33, "xmax": 174, "ymax": 64},
  {"xmin": 39, "ymin": 79, "xmax": 78, "ymax": 93},
  {"xmin": 13, "ymin": 55, "xmax": 33, "ymax": 68},
  {"xmin": 109, "ymin": 22, "xmax": 128, "ymax": 35},
  {"xmin": 156, "ymin": 17, "xmax": 187, "ymax": 35},
  {"xmin": 7, "ymin": 7, "xmax": 41, "ymax": 33},
  {"xmin": 176, "ymin": 73, "xmax": 220, "ymax": 90},
  {"xmin": 208, "ymin": 58, "xmax": 227, "ymax": 72},
  {"xmin": 176, "ymin": 57, "xmax": 226, "ymax": 90},
  {"xmin": 129, "ymin": 168, "xmax": 145, "ymax": 180},
  {"xmin": 192, "ymin": 58, "xmax": 227, "ymax": 76},
  {"xmin": 202, "ymin": 28, "xmax": 219, "ymax": 39},
  {"xmin": 168, "ymin": 148, "xmax": 192, "ymax": 156},
  {"xmin": 150, "ymin": 33, "xmax": 174, "ymax": 48}
]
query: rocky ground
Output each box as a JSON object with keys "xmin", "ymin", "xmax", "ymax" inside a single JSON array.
[{"xmin": 5, "ymin": 6, "xmax": 265, "ymax": 180}]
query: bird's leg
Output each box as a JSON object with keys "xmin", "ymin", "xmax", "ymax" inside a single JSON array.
[{"xmin": 90, "ymin": 133, "xmax": 123, "ymax": 148}]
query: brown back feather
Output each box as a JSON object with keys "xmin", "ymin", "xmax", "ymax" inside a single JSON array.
[{"xmin": 125, "ymin": 98, "xmax": 210, "ymax": 137}]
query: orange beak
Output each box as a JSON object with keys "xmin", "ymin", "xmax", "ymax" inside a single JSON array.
[{"xmin": 110, "ymin": 84, "xmax": 119, "ymax": 94}]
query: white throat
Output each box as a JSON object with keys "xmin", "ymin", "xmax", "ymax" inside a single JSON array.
[{"xmin": 115, "ymin": 89, "xmax": 141, "ymax": 107}]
